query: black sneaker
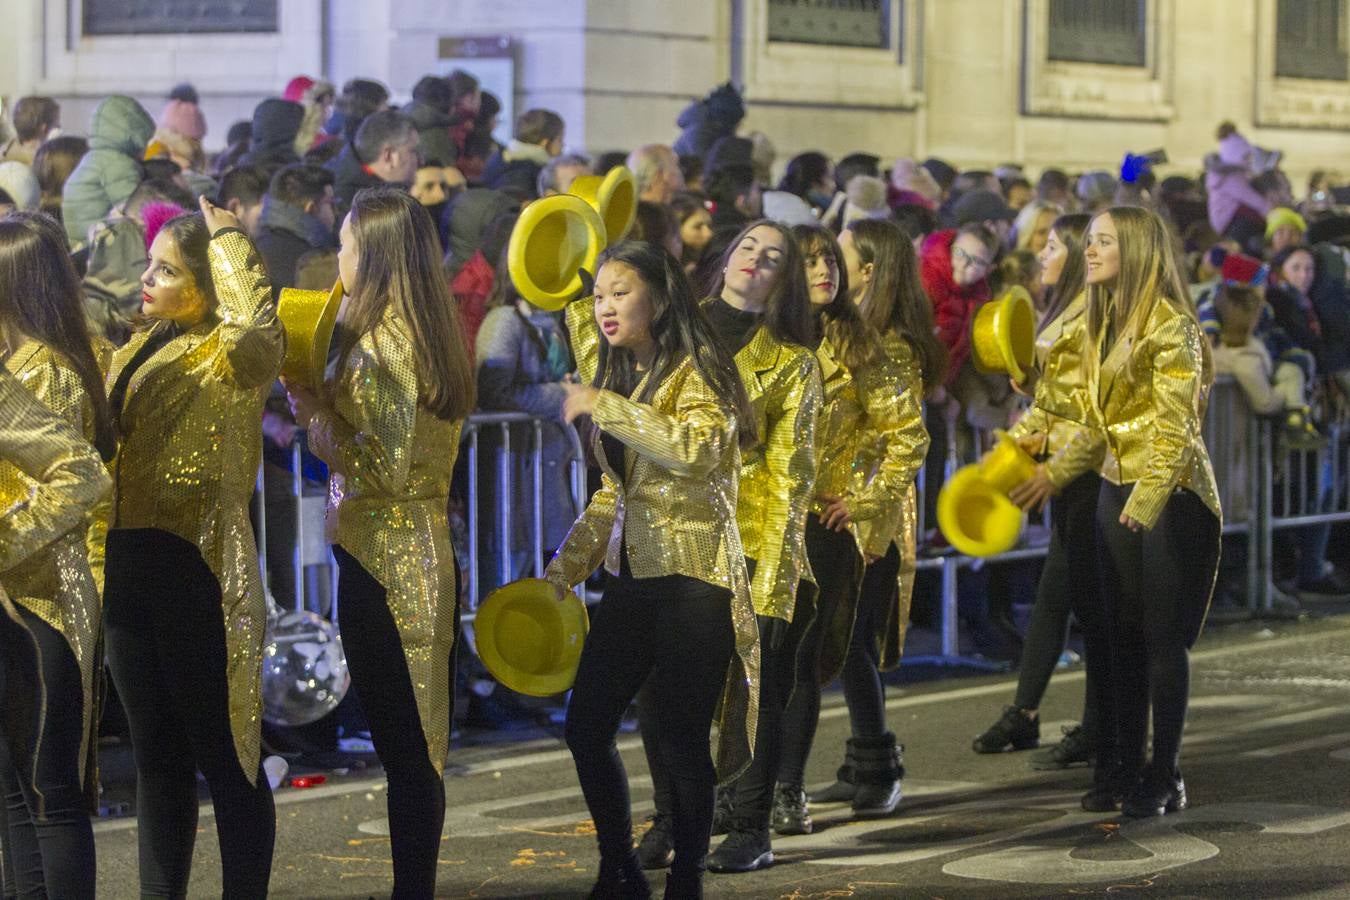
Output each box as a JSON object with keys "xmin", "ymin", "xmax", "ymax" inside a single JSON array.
[
  {"xmin": 635, "ymin": 813, "xmax": 674, "ymax": 870},
  {"xmin": 1030, "ymin": 724, "xmax": 1094, "ymax": 770},
  {"xmin": 771, "ymin": 783, "xmax": 812, "ymax": 835},
  {"xmin": 972, "ymin": 706, "xmax": 1039, "ymax": 754},
  {"xmin": 706, "ymin": 827, "xmax": 773, "ymax": 873},
  {"xmin": 711, "ymin": 785, "xmax": 735, "ymax": 836}
]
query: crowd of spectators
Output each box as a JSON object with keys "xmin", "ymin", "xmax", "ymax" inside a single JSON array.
[{"xmin": 3, "ymin": 75, "xmax": 1349, "ymax": 715}]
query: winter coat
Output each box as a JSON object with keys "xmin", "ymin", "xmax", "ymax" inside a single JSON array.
[
  {"xmin": 238, "ymin": 99, "xmax": 303, "ymax": 170},
  {"xmin": 325, "ymin": 143, "xmax": 382, "ymax": 219},
  {"xmin": 920, "ymin": 229, "xmax": 991, "ymax": 384},
  {"xmin": 1204, "ymin": 154, "xmax": 1271, "ymax": 236},
  {"xmin": 403, "ymin": 99, "xmax": 456, "ymax": 167},
  {"xmin": 62, "ymin": 96, "xmax": 154, "ymax": 245},
  {"xmin": 1309, "ymin": 245, "xmax": 1350, "ymax": 375},
  {"xmin": 254, "ymin": 196, "xmax": 338, "ymax": 297},
  {"xmin": 444, "ymin": 188, "xmax": 519, "ymax": 278},
  {"xmin": 483, "ymin": 141, "xmax": 550, "ymax": 199}
]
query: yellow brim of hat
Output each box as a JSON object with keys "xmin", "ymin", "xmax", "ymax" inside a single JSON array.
[
  {"xmin": 507, "ymin": 194, "xmax": 605, "ymax": 311},
  {"xmin": 569, "ymin": 165, "xmax": 638, "ymax": 246},
  {"xmin": 474, "ymin": 578, "xmax": 589, "ymax": 697},
  {"xmin": 982, "ymin": 429, "xmax": 1038, "ymax": 494},
  {"xmin": 277, "ymin": 280, "xmax": 344, "ymax": 390},
  {"xmin": 971, "ymin": 286, "xmax": 1035, "ymax": 383},
  {"xmin": 936, "ymin": 464, "xmax": 1025, "ymax": 558}
]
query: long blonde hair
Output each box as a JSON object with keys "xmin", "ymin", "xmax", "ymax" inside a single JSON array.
[{"xmin": 1084, "ymin": 206, "xmax": 1205, "ymax": 379}]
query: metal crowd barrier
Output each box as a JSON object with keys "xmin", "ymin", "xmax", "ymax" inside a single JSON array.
[{"xmin": 254, "ymin": 380, "xmax": 1347, "ymax": 666}]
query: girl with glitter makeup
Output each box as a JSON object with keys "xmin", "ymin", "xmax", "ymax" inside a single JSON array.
[
  {"xmin": 285, "ymin": 187, "xmax": 475, "ymax": 898},
  {"xmin": 548, "ymin": 240, "xmax": 758, "ymax": 900},
  {"xmin": 0, "ymin": 212, "xmax": 115, "ymax": 899},
  {"xmin": 103, "ymin": 195, "xmax": 284, "ymax": 898}
]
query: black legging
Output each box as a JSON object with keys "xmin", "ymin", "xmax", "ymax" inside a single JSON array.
[
  {"xmin": 0, "ymin": 604, "xmax": 94, "ymax": 899},
  {"xmin": 1012, "ymin": 473, "xmax": 1110, "ymax": 751},
  {"xmin": 333, "ymin": 545, "xmax": 448, "ymax": 900},
  {"xmin": 104, "ymin": 528, "xmax": 276, "ymax": 900},
  {"xmin": 1096, "ymin": 483, "xmax": 1220, "ymax": 777},
  {"xmin": 567, "ymin": 561, "xmax": 734, "ymax": 884},
  {"xmin": 840, "ymin": 545, "xmax": 902, "ymax": 739},
  {"xmin": 778, "ymin": 520, "xmax": 863, "ymax": 785}
]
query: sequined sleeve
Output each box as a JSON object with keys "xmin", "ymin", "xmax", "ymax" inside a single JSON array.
[
  {"xmin": 207, "ymin": 229, "xmax": 286, "ymax": 390},
  {"xmin": 848, "ymin": 361, "xmax": 929, "ymax": 522},
  {"xmin": 590, "ymin": 372, "xmax": 737, "ymax": 479},
  {"xmin": 1122, "ymin": 314, "xmax": 1206, "ymax": 529},
  {"xmin": 545, "ymin": 470, "xmax": 618, "ymax": 591},
  {"xmin": 0, "ymin": 371, "xmax": 110, "ymax": 571},
  {"xmin": 1043, "ymin": 424, "xmax": 1106, "ymax": 489},
  {"xmin": 1005, "ymin": 403, "xmax": 1050, "ymax": 451},
  {"xmin": 749, "ymin": 351, "xmax": 822, "ymax": 621},
  {"xmin": 565, "ymin": 296, "xmax": 599, "ymax": 383},
  {"xmin": 307, "ymin": 321, "xmax": 418, "ymax": 497}
]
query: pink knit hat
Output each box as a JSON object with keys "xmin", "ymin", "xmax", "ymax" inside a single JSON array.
[
  {"xmin": 159, "ymin": 99, "xmax": 207, "ymax": 140},
  {"xmin": 283, "ymin": 76, "xmax": 316, "ymax": 103}
]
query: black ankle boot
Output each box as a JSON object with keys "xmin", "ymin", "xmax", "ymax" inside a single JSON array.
[
  {"xmin": 851, "ymin": 732, "xmax": 904, "ymax": 817},
  {"xmin": 589, "ymin": 852, "xmax": 652, "ymax": 899},
  {"xmin": 1121, "ymin": 767, "xmax": 1187, "ymax": 819},
  {"xmin": 1080, "ymin": 762, "xmax": 1129, "ymax": 813},
  {"xmin": 810, "ymin": 740, "xmax": 859, "ymax": 803},
  {"xmin": 972, "ymin": 706, "xmax": 1039, "ymax": 754},
  {"xmin": 662, "ymin": 870, "xmax": 703, "ymax": 900},
  {"xmin": 772, "ymin": 782, "xmax": 813, "ymax": 835}
]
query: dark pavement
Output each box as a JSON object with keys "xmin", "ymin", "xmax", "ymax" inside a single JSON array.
[{"xmin": 93, "ymin": 612, "xmax": 1350, "ymax": 898}]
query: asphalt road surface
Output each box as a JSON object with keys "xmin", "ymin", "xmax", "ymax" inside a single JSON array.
[{"xmin": 93, "ymin": 614, "xmax": 1350, "ymax": 898}]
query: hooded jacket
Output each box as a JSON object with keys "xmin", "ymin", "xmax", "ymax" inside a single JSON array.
[
  {"xmin": 403, "ymin": 99, "xmax": 456, "ymax": 167},
  {"xmin": 238, "ymin": 99, "xmax": 304, "ymax": 170},
  {"xmin": 61, "ymin": 96, "xmax": 155, "ymax": 245},
  {"xmin": 325, "ymin": 142, "xmax": 383, "ymax": 218},
  {"xmin": 254, "ymin": 196, "xmax": 338, "ymax": 297},
  {"xmin": 921, "ymin": 229, "xmax": 991, "ymax": 384}
]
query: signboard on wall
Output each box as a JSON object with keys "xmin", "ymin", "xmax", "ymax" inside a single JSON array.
[
  {"xmin": 437, "ymin": 35, "xmax": 515, "ymax": 148},
  {"xmin": 83, "ymin": 0, "xmax": 279, "ymax": 35}
]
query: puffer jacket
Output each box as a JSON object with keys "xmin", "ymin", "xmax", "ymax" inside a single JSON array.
[{"xmin": 62, "ymin": 96, "xmax": 155, "ymax": 245}]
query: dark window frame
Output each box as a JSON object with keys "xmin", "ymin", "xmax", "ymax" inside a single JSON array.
[
  {"xmin": 766, "ymin": 0, "xmax": 894, "ymax": 52},
  {"xmin": 1274, "ymin": 0, "xmax": 1349, "ymax": 81},
  {"xmin": 83, "ymin": 0, "xmax": 279, "ymax": 36},
  {"xmin": 1046, "ymin": 0, "xmax": 1147, "ymax": 68}
]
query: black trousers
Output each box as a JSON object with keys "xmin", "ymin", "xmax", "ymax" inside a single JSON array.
[
  {"xmin": 567, "ymin": 562, "xmax": 734, "ymax": 883},
  {"xmin": 0, "ymin": 604, "xmax": 94, "ymax": 899},
  {"xmin": 840, "ymin": 544, "xmax": 902, "ymax": 740},
  {"xmin": 1012, "ymin": 473, "xmax": 1111, "ymax": 754},
  {"xmin": 778, "ymin": 520, "xmax": 863, "ymax": 785},
  {"xmin": 1096, "ymin": 483, "xmax": 1220, "ymax": 777},
  {"xmin": 104, "ymin": 528, "xmax": 275, "ymax": 900},
  {"xmin": 333, "ymin": 545, "xmax": 448, "ymax": 900}
]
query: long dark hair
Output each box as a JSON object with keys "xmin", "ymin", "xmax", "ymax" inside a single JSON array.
[
  {"xmin": 158, "ymin": 213, "xmax": 218, "ymax": 310},
  {"xmin": 778, "ymin": 152, "xmax": 831, "ymax": 199},
  {"xmin": 592, "ymin": 240, "xmax": 756, "ymax": 450},
  {"xmin": 706, "ymin": 219, "xmax": 817, "ymax": 350},
  {"xmin": 0, "ymin": 212, "xmax": 116, "ymax": 461},
  {"xmin": 338, "ymin": 186, "xmax": 475, "ymax": 420},
  {"xmin": 845, "ymin": 218, "xmax": 947, "ymax": 391},
  {"xmin": 791, "ymin": 223, "xmax": 879, "ymax": 370},
  {"xmin": 1038, "ymin": 212, "xmax": 1091, "ymax": 335}
]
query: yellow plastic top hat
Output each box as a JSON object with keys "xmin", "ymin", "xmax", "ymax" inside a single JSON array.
[
  {"xmin": 474, "ymin": 578, "xmax": 589, "ymax": 697},
  {"xmin": 569, "ymin": 165, "xmax": 638, "ymax": 247},
  {"xmin": 971, "ymin": 285, "xmax": 1036, "ymax": 383},
  {"xmin": 981, "ymin": 430, "xmax": 1038, "ymax": 494},
  {"xmin": 277, "ymin": 280, "xmax": 343, "ymax": 390},
  {"xmin": 936, "ymin": 465, "xmax": 1025, "ymax": 558},
  {"xmin": 507, "ymin": 194, "xmax": 605, "ymax": 311}
]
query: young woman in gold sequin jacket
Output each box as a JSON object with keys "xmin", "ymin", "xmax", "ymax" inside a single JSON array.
[
  {"xmin": 285, "ymin": 187, "xmax": 474, "ymax": 899},
  {"xmin": 546, "ymin": 240, "xmax": 758, "ymax": 899},
  {"xmin": 1081, "ymin": 207, "xmax": 1221, "ymax": 819},
  {"xmin": 103, "ymin": 197, "xmax": 284, "ymax": 898},
  {"xmin": 0, "ymin": 212, "xmax": 115, "ymax": 898}
]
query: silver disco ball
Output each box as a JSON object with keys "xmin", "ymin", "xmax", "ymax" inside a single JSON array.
[{"xmin": 262, "ymin": 609, "xmax": 350, "ymax": 727}]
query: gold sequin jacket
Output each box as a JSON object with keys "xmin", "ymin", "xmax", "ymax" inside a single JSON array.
[
  {"xmin": 1006, "ymin": 294, "xmax": 1106, "ymax": 488},
  {"xmin": 731, "ymin": 327, "xmax": 822, "ymax": 622},
  {"xmin": 1, "ymin": 342, "xmax": 109, "ymax": 788},
  {"xmin": 544, "ymin": 356, "xmax": 760, "ymax": 782},
  {"xmin": 1094, "ymin": 298, "xmax": 1222, "ymax": 529},
  {"xmin": 567, "ymin": 297, "xmax": 823, "ymax": 623},
  {"xmin": 307, "ymin": 308, "xmax": 463, "ymax": 776},
  {"xmin": 106, "ymin": 229, "xmax": 284, "ymax": 785}
]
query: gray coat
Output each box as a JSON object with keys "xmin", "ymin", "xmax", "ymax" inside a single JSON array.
[
  {"xmin": 473, "ymin": 305, "xmax": 578, "ymax": 565},
  {"xmin": 62, "ymin": 96, "xmax": 155, "ymax": 245}
]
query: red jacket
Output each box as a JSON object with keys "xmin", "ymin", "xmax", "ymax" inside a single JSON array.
[
  {"xmin": 921, "ymin": 229, "xmax": 990, "ymax": 385},
  {"xmin": 451, "ymin": 250, "xmax": 495, "ymax": 356}
]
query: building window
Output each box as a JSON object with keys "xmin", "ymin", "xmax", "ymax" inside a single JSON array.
[
  {"xmin": 83, "ymin": 0, "xmax": 279, "ymax": 35},
  {"xmin": 767, "ymin": 0, "xmax": 891, "ymax": 50},
  {"xmin": 1275, "ymin": 0, "xmax": 1349, "ymax": 81},
  {"xmin": 1047, "ymin": 0, "xmax": 1146, "ymax": 67}
]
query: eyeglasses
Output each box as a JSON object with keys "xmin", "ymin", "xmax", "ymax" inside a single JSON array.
[{"xmin": 952, "ymin": 246, "xmax": 993, "ymax": 270}]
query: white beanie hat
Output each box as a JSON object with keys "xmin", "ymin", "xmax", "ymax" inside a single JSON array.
[{"xmin": 0, "ymin": 162, "xmax": 40, "ymax": 210}]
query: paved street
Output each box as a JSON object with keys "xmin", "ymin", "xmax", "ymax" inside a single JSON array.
[{"xmin": 93, "ymin": 614, "xmax": 1350, "ymax": 898}]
